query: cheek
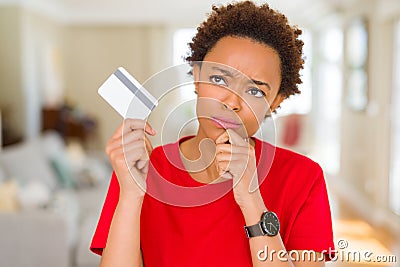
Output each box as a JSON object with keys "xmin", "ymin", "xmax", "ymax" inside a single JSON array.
[
  {"xmin": 196, "ymin": 84, "xmax": 226, "ymax": 111},
  {"xmin": 196, "ymin": 93, "xmax": 223, "ymax": 117},
  {"xmin": 241, "ymin": 101, "xmax": 268, "ymax": 133},
  {"xmin": 243, "ymin": 97, "xmax": 269, "ymax": 119}
]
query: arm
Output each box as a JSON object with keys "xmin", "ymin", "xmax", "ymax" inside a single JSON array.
[
  {"xmin": 242, "ymin": 197, "xmax": 325, "ymax": 267},
  {"xmin": 215, "ymin": 130, "xmax": 326, "ymax": 267},
  {"xmin": 100, "ymin": 194, "xmax": 144, "ymax": 267},
  {"xmin": 100, "ymin": 119, "xmax": 155, "ymax": 267}
]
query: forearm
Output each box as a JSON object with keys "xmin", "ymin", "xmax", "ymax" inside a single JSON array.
[
  {"xmin": 241, "ymin": 195, "xmax": 294, "ymax": 267},
  {"xmin": 249, "ymin": 233, "xmax": 325, "ymax": 267},
  {"xmin": 100, "ymin": 195, "xmax": 144, "ymax": 267},
  {"xmin": 249, "ymin": 234, "xmax": 294, "ymax": 267}
]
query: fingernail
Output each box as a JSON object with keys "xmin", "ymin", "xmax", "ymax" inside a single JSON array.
[{"xmin": 136, "ymin": 160, "xmax": 146, "ymax": 170}]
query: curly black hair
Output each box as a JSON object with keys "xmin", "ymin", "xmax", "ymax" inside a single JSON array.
[{"xmin": 185, "ymin": 1, "xmax": 304, "ymax": 98}]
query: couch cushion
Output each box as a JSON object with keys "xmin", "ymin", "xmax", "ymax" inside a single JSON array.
[
  {"xmin": 0, "ymin": 210, "xmax": 70, "ymax": 267},
  {"xmin": 0, "ymin": 140, "xmax": 57, "ymax": 191},
  {"xmin": 17, "ymin": 180, "xmax": 52, "ymax": 210}
]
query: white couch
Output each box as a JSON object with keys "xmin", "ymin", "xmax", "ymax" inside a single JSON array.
[{"xmin": 0, "ymin": 131, "xmax": 111, "ymax": 267}]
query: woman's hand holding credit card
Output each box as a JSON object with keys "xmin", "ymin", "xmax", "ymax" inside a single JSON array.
[{"xmin": 99, "ymin": 67, "xmax": 157, "ymax": 198}]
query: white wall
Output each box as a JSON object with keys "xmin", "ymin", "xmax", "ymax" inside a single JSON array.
[
  {"xmin": 0, "ymin": 5, "xmax": 64, "ymax": 141},
  {"xmin": 21, "ymin": 8, "xmax": 65, "ymax": 139},
  {"xmin": 0, "ymin": 6, "xmax": 23, "ymax": 139},
  {"xmin": 63, "ymin": 24, "xmax": 171, "ymax": 147}
]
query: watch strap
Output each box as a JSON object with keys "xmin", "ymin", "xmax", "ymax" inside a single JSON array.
[{"xmin": 244, "ymin": 223, "xmax": 264, "ymax": 238}]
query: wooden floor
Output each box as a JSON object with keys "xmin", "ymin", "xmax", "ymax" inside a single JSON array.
[{"xmin": 327, "ymin": 192, "xmax": 400, "ymax": 267}]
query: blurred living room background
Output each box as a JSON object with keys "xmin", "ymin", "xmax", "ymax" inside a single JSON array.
[{"xmin": 0, "ymin": 0, "xmax": 400, "ymax": 266}]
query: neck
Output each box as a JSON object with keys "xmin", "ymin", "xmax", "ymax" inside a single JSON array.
[
  {"xmin": 179, "ymin": 131, "xmax": 256, "ymax": 184},
  {"xmin": 180, "ymin": 132, "xmax": 222, "ymax": 183}
]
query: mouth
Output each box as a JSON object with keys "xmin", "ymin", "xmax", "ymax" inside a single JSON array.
[{"xmin": 211, "ymin": 116, "xmax": 242, "ymax": 129}]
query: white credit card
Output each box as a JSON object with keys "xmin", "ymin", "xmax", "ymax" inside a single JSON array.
[{"xmin": 98, "ymin": 67, "xmax": 158, "ymax": 119}]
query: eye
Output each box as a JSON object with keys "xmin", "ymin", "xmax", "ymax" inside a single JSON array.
[
  {"xmin": 209, "ymin": 75, "xmax": 227, "ymax": 86},
  {"xmin": 247, "ymin": 87, "xmax": 266, "ymax": 98}
]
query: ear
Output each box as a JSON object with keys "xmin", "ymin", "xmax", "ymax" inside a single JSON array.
[
  {"xmin": 193, "ymin": 63, "xmax": 201, "ymax": 94},
  {"xmin": 268, "ymin": 93, "xmax": 286, "ymax": 114}
]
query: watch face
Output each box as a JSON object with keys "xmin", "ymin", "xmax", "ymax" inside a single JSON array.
[{"xmin": 261, "ymin": 211, "xmax": 280, "ymax": 236}]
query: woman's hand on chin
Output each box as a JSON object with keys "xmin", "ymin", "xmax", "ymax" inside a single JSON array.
[{"xmin": 214, "ymin": 129, "xmax": 264, "ymax": 211}]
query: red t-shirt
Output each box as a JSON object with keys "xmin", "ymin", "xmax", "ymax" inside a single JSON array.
[{"xmin": 91, "ymin": 137, "xmax": 335, "ymax": 266}]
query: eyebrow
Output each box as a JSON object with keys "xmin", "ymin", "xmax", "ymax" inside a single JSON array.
[{"xmin": 211, "ymin": 66, "xmax": 272, "ymax": 90}]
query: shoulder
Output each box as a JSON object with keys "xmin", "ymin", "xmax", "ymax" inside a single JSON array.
[
  {"xmin": 148, "ymin": 138, "xmax": 187, "ymax": 172},
  {"xmin": 255, "ymin": 139, "xmax": 330, "ymax": 218},
  {"xmin": 256, "ymin": 137, "xmax": 321, "ymax": 170},
  {"xmin": 255, "ymin": 138, "xmax": 324, "ymax": 187},
  {"xmin": 149, "ymin": 141, "xmax": 177, "ymax": 162},
  {"xmin": 276, "ymin": 145, "xmax": 321, "ymax": 173}
]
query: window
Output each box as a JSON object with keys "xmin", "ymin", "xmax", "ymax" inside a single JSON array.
[
  {"xmin": 278, "ymin": 29, "xmax": 313, "ymax": 115},
  {"xmin": 173, "ymin": 28, "xmax": 196, "ymax": 66},
  {"xmin": 173, "ymin": 28, "xmax": 197, "ymax": 101},
  {"xmin": 313, "ymin": 27, "xmax": 344, "ymax": 174},
  {"xmin": 390, "ymin": 20, "xmax": 400, "ymax": 215},
  {"xmin": 345, "ymin": 18, "xmax": 369, "ymax": 111}
]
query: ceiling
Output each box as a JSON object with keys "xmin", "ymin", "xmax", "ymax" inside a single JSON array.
[{"xmin": 1, "ymin": 0, "xmax": 355, "ymax": 26}]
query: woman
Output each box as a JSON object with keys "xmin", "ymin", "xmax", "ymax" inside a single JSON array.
[{"xmin": 91, "ymin": 1, "xmax": 335, "ymax": 266}]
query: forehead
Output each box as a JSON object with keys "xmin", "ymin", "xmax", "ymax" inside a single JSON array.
[{"xmin": 202, "ymin": 36, "xmax": 282, "ymax": 89}]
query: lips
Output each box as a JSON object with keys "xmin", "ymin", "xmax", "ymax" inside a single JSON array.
[{"xmin": 211, "ymin": 116, "xmax": 242, "ymax": 129}]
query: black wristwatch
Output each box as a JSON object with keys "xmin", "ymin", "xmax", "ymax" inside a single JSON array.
[{"xmin": 244, "ymin": 211, "xmax": 280, "ymax": 238}]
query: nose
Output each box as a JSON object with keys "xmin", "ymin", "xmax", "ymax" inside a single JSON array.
[{"xmin": 222, "ymin": 90, "xmax": 241, "ymax": 112}]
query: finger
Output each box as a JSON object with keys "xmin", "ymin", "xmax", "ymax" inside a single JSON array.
[
  {"xmin": 215, "ymin": 144, "xmax": 231, "ymax": 158},
  {"xmin": 133, "ymin": 159, "xmax": 150, "ymax": 175},
  {"xmin": 115, "ymin": 127, "xmax": 154, "ymax": 154},
  {"xmin": 123, "ymin": 118, "xmax": 145, "ymax": 134},
  {"xmin": 216, "ymin": 144, "xmax": 251, "ymax": 156},
  {"xmin": 215, "ymin": 160, "xmax": 236, "ymax": 179},
  {"xmin": 226, "ymin": 129, "xmax": 248, "ymax": 146},
  {"xmin": 106, "ymin": 137, "xmax": 122, "ymax": 154},
  {"xmin": 215, "ymin": 130, "xmax": 230, "ymax": 144},
  {"xmin": 127, "ymin": 166, "xmax": 147, "ymax": 188},
  {"xmin": 128, "ymin": 155, "xmax": 149, "ymax": 174},
  {"xmin": 121, "ymin": 128, "xmax": 146, "ymax": 144},
  {"xmin": 216, "ymin": 158, "xmax": 247, "ymax": 177},
  {"xmin": 216, "ymin": 160, "xmax": 230, "ymax": 174},
  {"xmin": 144, "ymin": 135, "xmax": 153, "ymax": 154},
  {"xmin": 228, "ymin": 159, "xmax": 256, "ymax": 179},
  {"xmin": 221, "ymin": 172, "xmax": 234, "ymax": 179},
  {"xmin": 215, "ymin": 152, "xmax": 248, "ymax": 162},
  {"xmin": 111, "ymin": 120, "xmax": 155, "ymax": 143},
  {"xmin": 144, "ymin": 121, "xmax": 156, "ymax": 135},
  {"xmin": 111, "ymin": 121, "xmax": 126, "ymax": 140},
  {"xmin": 118, "ymin": 119, "xmax": 156, "ymax": 138},
  {"xmin": 136, "ymin": 159, "xmax": 148, "ymax": 171},
  {"xmin": 107, "ymin": 133, "xmax": 144, "ymax": 158},
  {"xmin": 123, "ymin": 143, "xmax": 150, "ymax": 163},
  {"xmin": 124, "ymin": 142, "xmax": 149, "ymax": 158}
]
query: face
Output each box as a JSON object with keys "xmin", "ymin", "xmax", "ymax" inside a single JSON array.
[{"xmin": 193, "ymin": 36, "xmax": 285, "ymax": 141}]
